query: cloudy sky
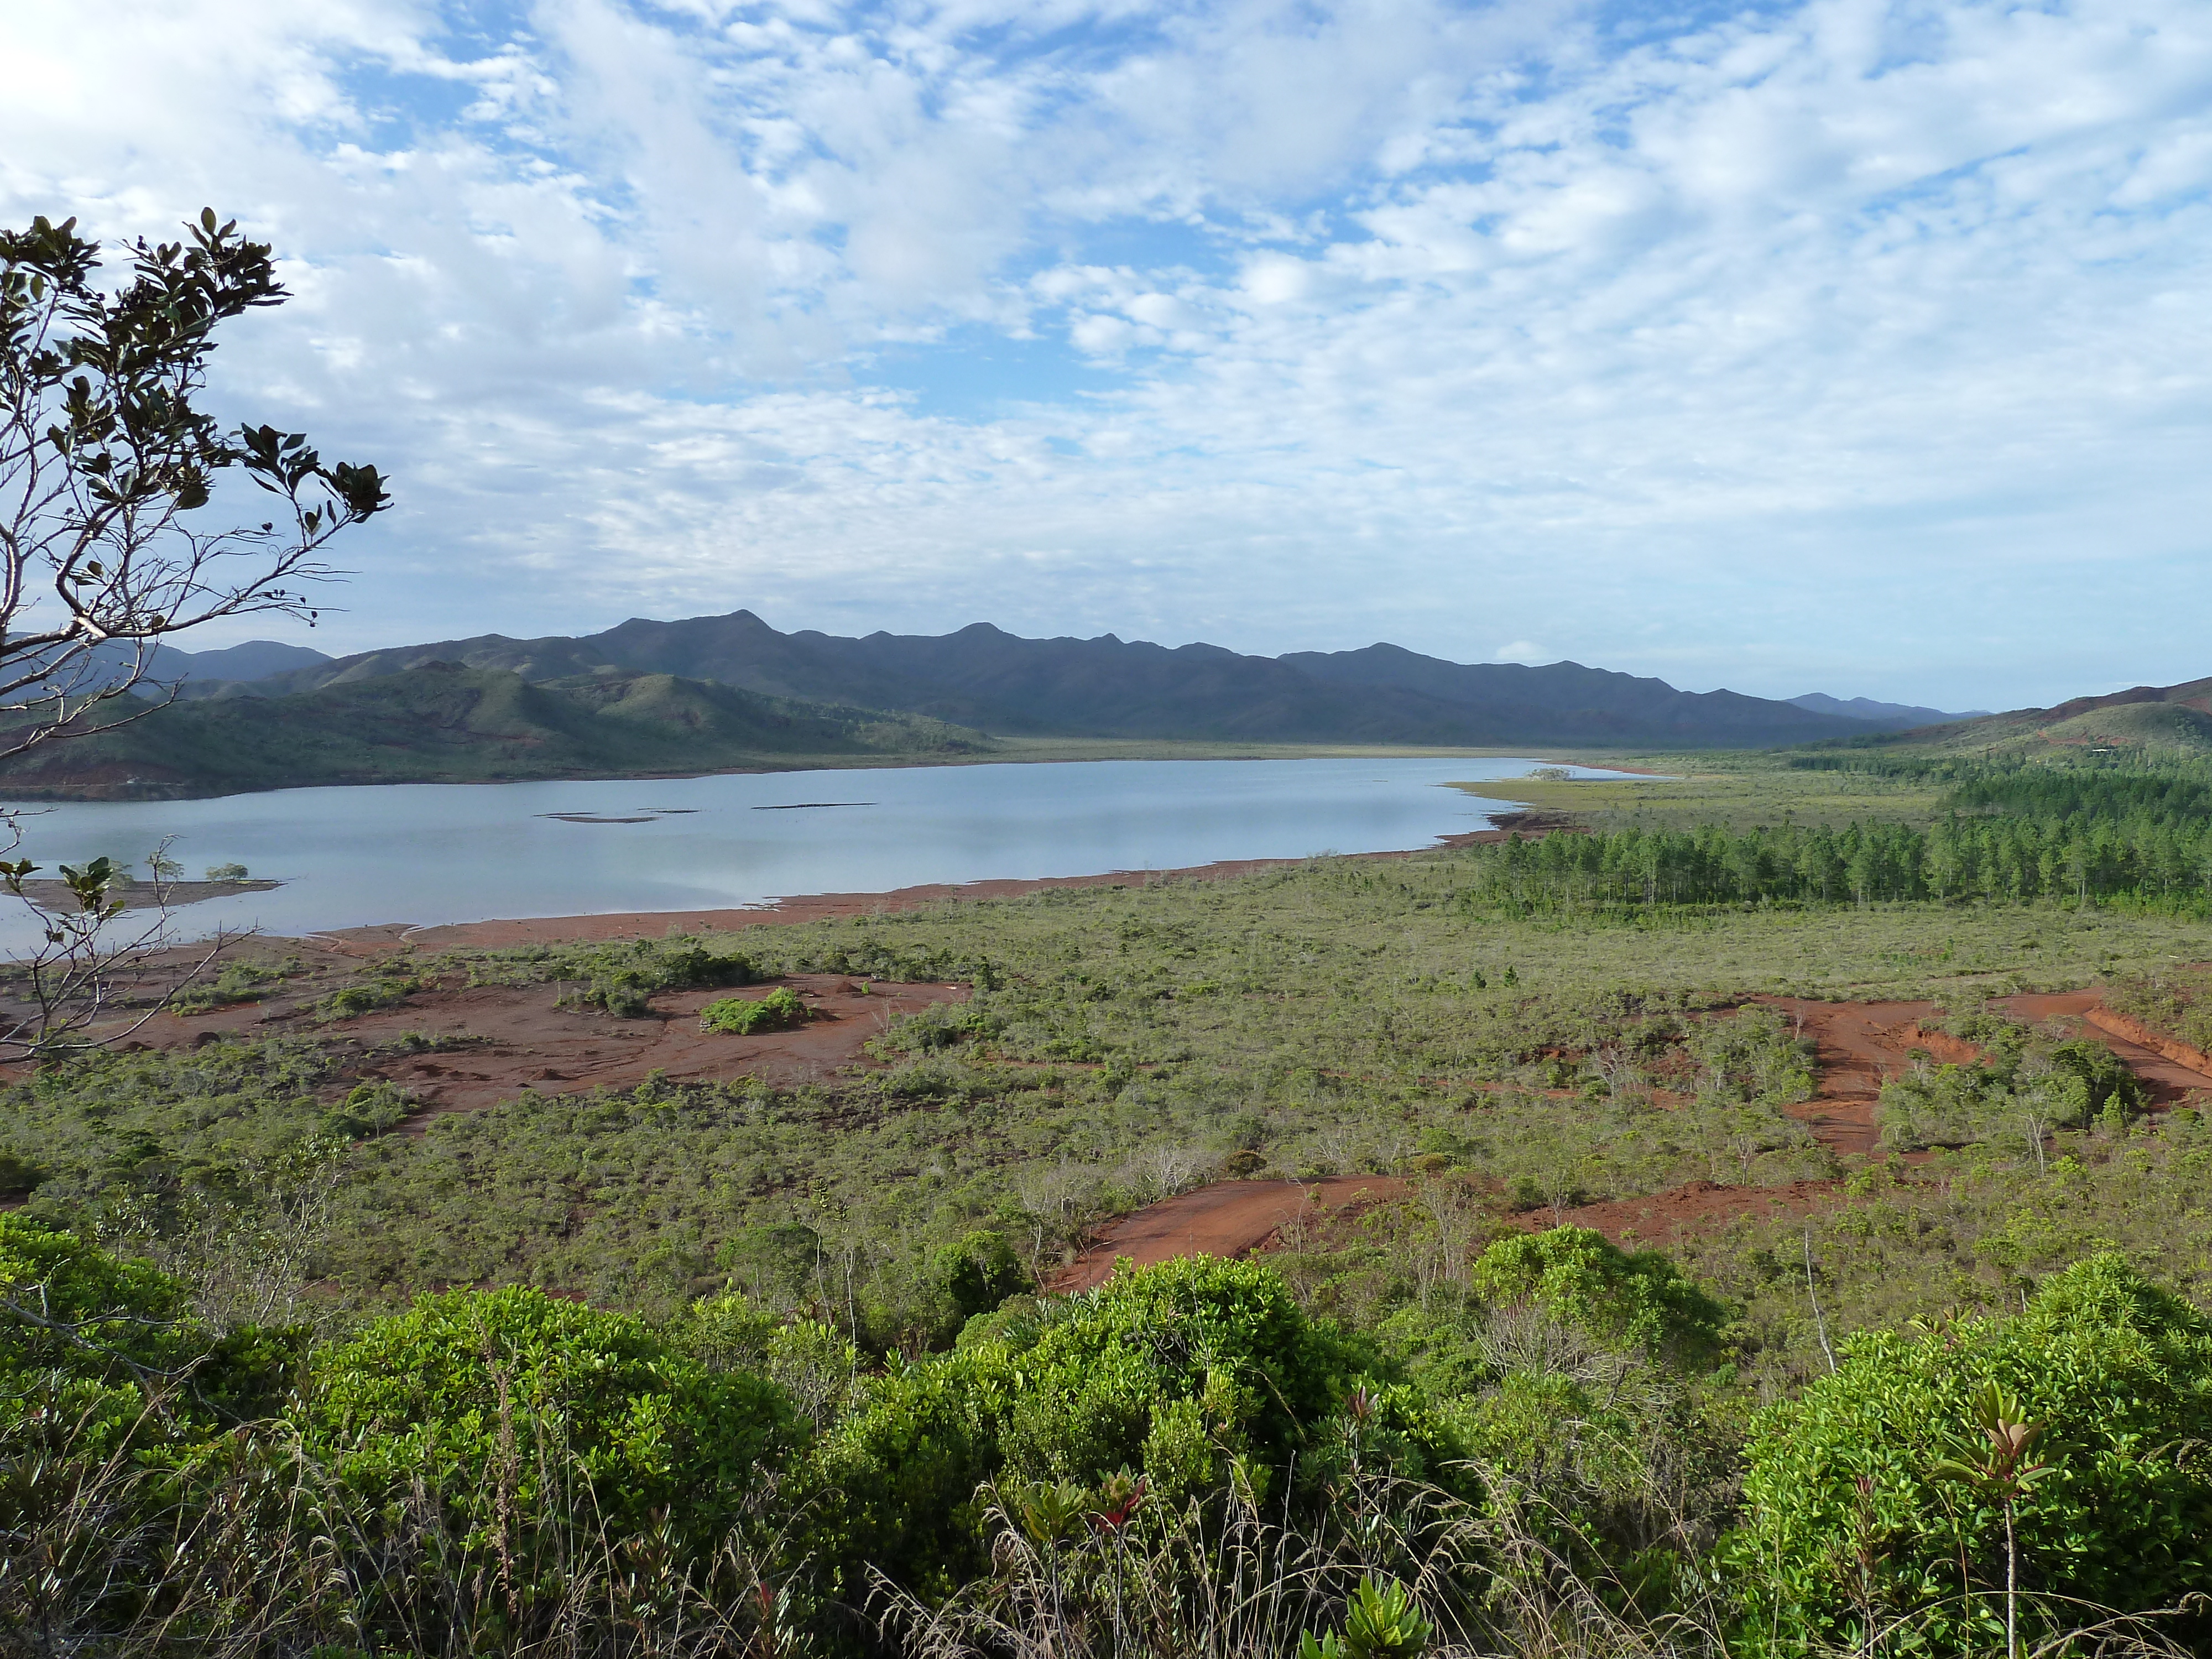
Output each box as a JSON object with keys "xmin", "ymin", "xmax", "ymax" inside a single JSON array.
[{"xmin": 7, "ymin": 0, "xmax": 2209, "ymax": 708}]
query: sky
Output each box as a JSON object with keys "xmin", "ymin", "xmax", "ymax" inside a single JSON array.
[{"xmin": 6, "ymin": 0, "xmax": 2209, "ymax": 711}]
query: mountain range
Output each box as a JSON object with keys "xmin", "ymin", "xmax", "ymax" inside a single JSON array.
[
  {"xmin": 1, "ymin": 612, "xmax": 2031, "ymax": 800},
  {"xmin": 166, "ymin": 611, "xmax": 1975, "ymax": 747},
  {"xmin": 1785, "ymin": 691, "xmax": 1989, "ymax": 726}
]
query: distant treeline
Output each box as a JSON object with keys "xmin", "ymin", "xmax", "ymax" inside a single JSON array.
[{"xmin": 1467, "ymin": 765, "xmax": 2212, "ymax": 909}]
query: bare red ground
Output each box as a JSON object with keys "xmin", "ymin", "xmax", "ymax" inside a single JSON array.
[
  {"xmin": 1750, "ymin": 998, "xmax": 1979, "ymax": 1158},
  {"xmin": 1052, "ymin": 1176, "xmax": 1412, "ymax": 1293},
  {"xmin": 1542, "ymin": 1179, "xmax": 1839, "ymax": 1244},
  {"xmin": 2000, "ymin": 990, "xmax": 2212, "ymax": 1104},
  {"xmin": 121, "ymin": 974, "xmax": 968, "ymax": 1120}
]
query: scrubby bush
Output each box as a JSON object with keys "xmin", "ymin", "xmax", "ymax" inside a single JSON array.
[
  {"xmin": 0, "ymin": 1214, "xmax": 302, "ymax": 1455},
  {"xmin": 315, "ymin": 973, "xmax": 418, "ymax": 1020},
  {"xmin": 871, "ymin": 1001, "xmax": 1001, "ymax": 1056},
  {"xmin": 544, "ymin": 938, "xmax": 763, "ymax": 1017},
  {"xmin": 701, "ymin": 985, "xmax": 807, "ymax": 1034},
  {"xmin": 171, "ymin": 956, "xmax": 290, "ymax": 1013},
  {"xmin": 1882, "ymin": 1032, "xmax": 2148, "ymax": 1152},
  {"xmin": 813, "ymin": 1254, "xmax": 1384, "ymax": 1601},
  {"xmin": 1470, "ymin": 1226, "xmax": 1733, "ymax": 1370}
]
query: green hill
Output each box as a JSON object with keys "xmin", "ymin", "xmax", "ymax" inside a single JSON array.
[
  {"xmin": 0, "ymin": 664, "xmax": 994, "ymax": 800},
  {"xmin": 1806, "ymin": 675, "xmax": 2212, "ymax": 760}
]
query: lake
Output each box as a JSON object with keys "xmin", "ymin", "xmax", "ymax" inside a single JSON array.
[{"xmin": 0, "ymin": 756, "xmax": 1626, "ymax": 948}]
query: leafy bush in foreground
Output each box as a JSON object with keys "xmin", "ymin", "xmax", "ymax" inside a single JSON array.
[
  {"xmin": 10, "ymin": 1209, "xmax": 2212, "ymax": 1657},
  {"xmin": 304, "ymin": 1285, "xmax": 797, "ymax": 1554},
  {"xmin": 0, "ymin": 1213, "xmax": 301, "ymax": 1444},
  {"xmin": 1728, "ymin": 1254, "xmax": 2212, "ymax": 1657},
  {"xmin": 812, "ymin": 1254, "xmax": 1383, "ymax": 1602}
]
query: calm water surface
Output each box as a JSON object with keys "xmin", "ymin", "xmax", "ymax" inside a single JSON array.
[{"xmin": 0, "ymin": 757, "xmax": 1629, "ymax": 947}]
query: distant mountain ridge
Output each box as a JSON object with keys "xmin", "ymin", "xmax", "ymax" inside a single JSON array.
[
  {"xmin": 181, "ymin": 610, "xmax": 1939, "ymax": 749},
  {"xmin": 158, "ymin": 639, "xmax": 334, "ymax": 682},
  {"xmin": 1787, "ymin": 691, "xmax": 1985, "ymax": 726}
]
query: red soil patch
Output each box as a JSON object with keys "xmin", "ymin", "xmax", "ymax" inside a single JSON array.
[
  {"xmin": 1999, "ymin": 990, "xmax": 2212, "ymax": 1103},
  {"xmin": 119, "ymin": 974, "xmax": 968, "ymax": 1122},
  {"xmin": 1052, "ymin": 1176, "xmax": 1412, "ymax": 1293},
  {"xmin": 1542, "ymin": 988, "xmax": 2212, "ymax": 1248},
  {"xmin": 1046, "ymin": 983, "xmax": 2212, "ymax": 1270},
  {"xmin": 1750, "ymin": 997, "xmax": 1971, "ymax": 1159}
]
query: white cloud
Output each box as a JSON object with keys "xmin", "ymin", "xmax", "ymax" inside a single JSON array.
[{"xmin": 4, "ymin": 0, "xmax": 2210, "ymax": 708}]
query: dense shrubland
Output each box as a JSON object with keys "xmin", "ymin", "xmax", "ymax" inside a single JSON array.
[
  {"xmin": 1876, "ymin": 1011, "xmax": 2147, "ymax": 1155},
  {"xmin": 7, "ymin": 1216, "xmax": 2210, "ymax": 1657}
]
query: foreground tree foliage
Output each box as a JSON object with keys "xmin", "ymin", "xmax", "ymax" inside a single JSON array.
[
  {"xmin": 7, "ymin": 1214, "xmax": 2211, "ymax": 1657},
  {"xmin": 0, "ymin": 210, "xmax": 387, "ymax": 746},
  {"xmin": 0, "ymin": 207, "xmax": 388, "ymax": 1065}
]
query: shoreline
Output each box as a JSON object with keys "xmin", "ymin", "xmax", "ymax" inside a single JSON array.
[{"xmin": 306, "ymin": 812, "xmax": 1578, "ymax": 953}]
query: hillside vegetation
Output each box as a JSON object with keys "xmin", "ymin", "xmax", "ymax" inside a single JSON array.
[
  {"xmin": 1814, "ymin": 675, "xmax": 2212, "ymax": 758},
  {"xmin": 0, "ymin": 664, "xmax": 992, "ymax": 799}
]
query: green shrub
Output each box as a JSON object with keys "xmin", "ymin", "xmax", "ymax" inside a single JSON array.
[
  {"xmin": 872, "ymin": 1001, "xmax": 999, "ymax": 1055},
  {"xmin": 0, "ymin": 1215, "xmax": 301, "ymax": 1441},
  {"xmin": 315, "ymin": 975, "xmax": 418, "ymax": 1021},
  {"xmin": 2044, "ymin": 1037, "xmax": 2147, "ymax": 1126},
  {"xmin": 1298, "ymin": 1574, "xmax": 1433, "ymax": 1659},
  {"xmin": 700, "ymin": 985, "xmax": 807, "ymax": 1034},
  {"xmin": 302, "ymin": 1285, "xmax": 796, "ymax": 1552},
  {"xmin": 933, "ymin": 1229, "xmax": 1033, "ymax": 1329},
  {"xmin": 1470, "ymin": 1227, "xmax": 1733, "ymax": 1370},
  {"xmin": 556, "ymin": 940, "xmax": 762, "ymax": 1017},
  {"xmin": 171, "ymin": 957, "xmax": 290, "ymax": 1013},
  {"xmin": 813, "ymin": 1255, "xmax": 1382, "ymax": 1600},
  {"xmin": 1728, "ymin": 1254, "xmax": 2212, "ymax": 1656}
]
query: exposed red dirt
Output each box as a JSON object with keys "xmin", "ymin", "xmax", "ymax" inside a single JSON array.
[
  {"xmin": 116, "ymin": 974, "xmax": 968, "ymax": 1121},
  {"xmin": 2000, "ymin": 990, "xmax": 2212, "ymax": 1104},
  {"xmin": 1542, "ymin": 1179, "xmax": 1840, "ymax": 1244},
  {"xmin": 1052, "ymin": 1176, "xmax": 1412, "ymax": 1293},
  {"xmin": 1750, "ymin": 997, "xmax": 1974, "ymax": 1158},
  {"xmin": 2083, "ymin": 1006, "xmax": 2212, "ymax": 1085},
  {"xmin": 1543, "ymin": 988, "xmax": 2212, "ymax": 1246}
]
